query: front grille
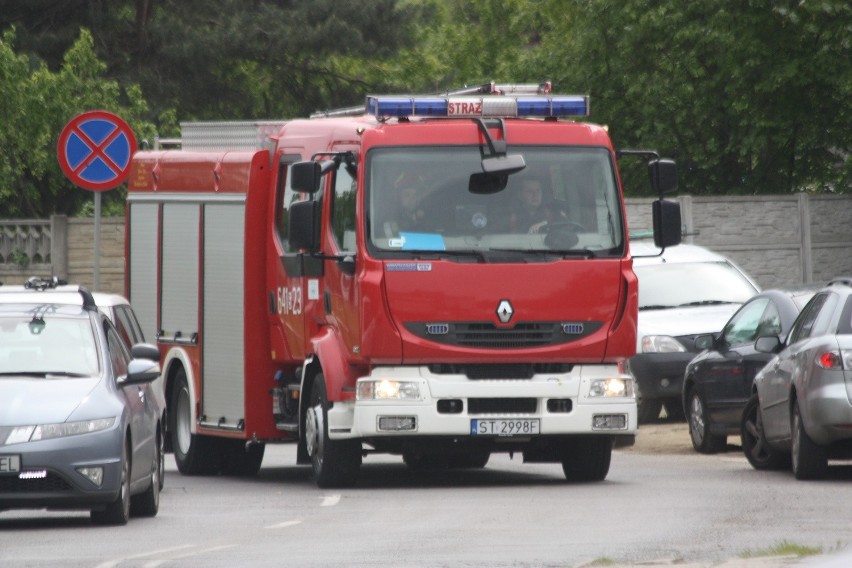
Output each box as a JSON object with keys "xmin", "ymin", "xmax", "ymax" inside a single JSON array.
[
  {"xmin": 0, "ymin": 472, "xmax": 73, "ymax": 493},
  {"xmin": 405, "ymin": 321, "xmax": 603, "ymax": 349},
  {"xmin": 468, "ymin": 398, "xmax": 537, "ymax": 414},
  {"xmin": 428, "ymin": 363, "xmax": 573, "ymax": 379}
]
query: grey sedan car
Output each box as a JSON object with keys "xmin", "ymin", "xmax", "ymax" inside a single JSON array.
[
  {"xmin": 742, "ymin": 277, "xmax": 852, "ymax": 479},
  {"xmin": 0, "ymin": 277, "xmax": 163, "ymax": 524}
]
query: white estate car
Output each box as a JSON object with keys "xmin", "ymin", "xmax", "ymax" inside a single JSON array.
[{"xmin": 628, "ymin": 242, "xmax": 760, "ymax": 423}]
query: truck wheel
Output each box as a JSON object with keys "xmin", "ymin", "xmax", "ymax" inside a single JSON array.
[
  {"xmin": 448, "ymin": 449, "xmax": 490, "ymax": 469},
  {"xmin": 170, "ymin": 368, "xmax": 219, "ymax": 475},
  {"xmin": 740, "ymin": 394, "xmax": 788, "ymax": 470},
  {"xmin": 791, "ymin": 400, "xmax": 828, "ymax": 480},
  {"xmin": 687, "ymin": 391, "xmax": 726, "ymax": 454},
  {"xmin": 305, "ymin": 374, "xmax": 361, "ymax": 488},
  {"xmin": 561, "ymin": 437, "xmax": 612, "ymax": 482}
]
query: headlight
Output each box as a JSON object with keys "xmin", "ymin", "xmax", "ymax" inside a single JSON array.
[
  {"xmin": 642, "ymin": 335, "xmax": 686, "ymax": 353},
  {"xmin": 589, "ymin": 377, "xmax": 634, "ymax": 398},
  {"xmin": 357, "ymin": 379, "xmax": 420, "ymax": 401},
  {"xmin": 4, "ymin": 418, "xmax": 115, "ymax": 445}
]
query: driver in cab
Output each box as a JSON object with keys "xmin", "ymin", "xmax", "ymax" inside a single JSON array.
[{"xmin": 509, "ymin": 175, "xmax": 567, "ymax": 233}]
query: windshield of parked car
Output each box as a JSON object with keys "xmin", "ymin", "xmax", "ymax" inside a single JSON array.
[
  {"xmin": 0, "ymin": 314, "xmax": 100, "ymax": 377},
  {"xmin": 634, "ymin": 261, "xmax": 758, "ymax": 309},
  {"xmin": 366, "ymin": 146, "xmax": 624, "ymax": 259}
]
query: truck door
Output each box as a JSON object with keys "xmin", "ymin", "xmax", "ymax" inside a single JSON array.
[
  {"xmin": 269, "ymin": 153, "xmax": 316, "ymax": 363},
  {"xmin": 321, "ymin": 154, "xmax": 360, "ymax": 361}
]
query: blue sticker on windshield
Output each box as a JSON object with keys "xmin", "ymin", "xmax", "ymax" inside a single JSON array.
[{"xmin": 399, "ymin": 232, "xmax": 446, "ymax": 251}]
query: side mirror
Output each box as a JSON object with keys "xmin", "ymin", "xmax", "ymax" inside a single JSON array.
[
  {"xmin": 290, "ymin": 159, "xmax": 337, "ymax": 194},
  {"xmin": 649, "ymin": 158, "xmax": 677, "ymax": 195},
  {"xmin": 694, "ymin": 334, "xmax": 715, "ymax": 351},
  {"xmin": 652, "ymin": 199, "xmax": 682, "ymax": 248},
  {"xmin": 122, "ymin": 358, "xmax": 161, "ymax": 385},
  {"xmin": 289, "ymin": 200, "xmax": 321, "ymax": 252},
  {"xmin": 755, "ymin": 335, "xmax": 782, "ymax": 354},
  {"xmin": 290, "ymin": 161, "xmax": 321, "ymax": 193},
  {"xmin": 131, "ymin": 342, "xmax": 160, "ymax": 361}
]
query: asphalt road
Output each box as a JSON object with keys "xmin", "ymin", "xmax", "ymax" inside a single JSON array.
[{"xmin": 2, "ymin": 425, "xmax": 852, "ymax": 567}]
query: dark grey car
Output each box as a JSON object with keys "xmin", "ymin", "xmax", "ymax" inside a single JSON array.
[{"xmin": 0, "ymin": 278, "xmax": 163, "ymax": 524}]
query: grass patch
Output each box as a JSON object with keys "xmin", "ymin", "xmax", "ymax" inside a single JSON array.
[{"xmin": 739, "ymin": 540, "xmax": 821, "ymax": 559}]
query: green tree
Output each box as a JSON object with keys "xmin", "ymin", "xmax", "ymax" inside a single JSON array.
[
  {"xmin": 530, "ymin": 0, "xmax": 851, "ymax": 195},
  {"xmin": 0, "ymin": 28, "xmax": 156, "ymax": 217},
  {"xmin": 2, "ymin": 0, "xmax": 421, "ymax": 120}
]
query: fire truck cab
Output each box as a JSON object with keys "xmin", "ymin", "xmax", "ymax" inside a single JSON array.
[{"xmin": 126, "ymin": 82, "xmax": 681, "ymax": 487}]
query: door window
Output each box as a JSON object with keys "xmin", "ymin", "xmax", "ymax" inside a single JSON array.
[{"xmin": 722, "ymin": 298, "xmax": 769, "ymax": 347}]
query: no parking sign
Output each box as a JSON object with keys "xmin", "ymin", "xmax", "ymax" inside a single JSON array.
[{"xmin": 57, "ymin": 110, "xmax": 137, "ymax": 191}]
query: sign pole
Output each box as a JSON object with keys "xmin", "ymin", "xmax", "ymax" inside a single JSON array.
[
  {"xmin": 57, "ymin": 110, "xmax": 136, "ymax": 292},
  {"xmin": 93, "ymin": 192, "xmax": 101, "ymax": 290}
]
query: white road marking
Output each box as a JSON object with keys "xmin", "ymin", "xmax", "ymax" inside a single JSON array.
[
  {"xmin": 93, "ymin": 545, "xmax": 194, "ymax": 568},
  {"xmin": 141, "ymin": 544, "xmax": 238, "ymax": 567},
  {"xmin": 320, "ymin": 494, "xmax": 340, "ymax": 507},
  {"xmin": 265, "ymin": 519, "xmax": 303, "ymax": 529}
]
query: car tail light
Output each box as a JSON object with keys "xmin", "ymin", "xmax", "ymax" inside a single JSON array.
[{"xmin": 817, "ymin": 351, "xmax": 851, "ymax": 370}]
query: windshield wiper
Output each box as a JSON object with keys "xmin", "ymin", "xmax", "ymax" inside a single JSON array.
[
  {"xmin": 639, "ymin": 305, "xmax": 676, "ymax": 310},
  {"xmin": 0, "ymin": 371, "xmax": 90, "ymax": 378},
  {"xmin": 489, "ymin": 248, "xmax": 598, "ymax": 259},
  {"xmin": 677, "ymin": 300, "xmax": 739, "ymax": 307},
  {"xmin": 409, "ymin": 250, "xmax": 486, "ymax": 262}
]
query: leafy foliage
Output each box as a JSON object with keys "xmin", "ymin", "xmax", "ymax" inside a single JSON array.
[
  {"xmin": 0, "ymin": 28, "xmax": 156, "ymax": 217},
  {"xmin": 0, "ymin": 0, "xmax": 849, "ymax": 218}
]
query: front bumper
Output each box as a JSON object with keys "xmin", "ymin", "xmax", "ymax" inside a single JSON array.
[
  {"xmin": 627, "ymin": 352, "xmax": 696, "ymax": 399},
  {"xmin": 327, "ymin": 365, "xmax": 637, "ymax": 443},
  {"xmin": 0, "ymin": 424, "xmax": 124, "ymax": 511}
]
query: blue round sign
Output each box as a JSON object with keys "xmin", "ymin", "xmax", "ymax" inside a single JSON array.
[{"xmin": 57, "ymin": 110, "xmax": 137, "ymax": 191}]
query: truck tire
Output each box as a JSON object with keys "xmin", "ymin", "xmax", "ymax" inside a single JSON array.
[
  {"xmin": 305, "ymin": 374, "xmax": 361, "ymax": 488},
  {"xmin": 561, "ymin": 437, "xmax": 612, "ymax": 482},
  {"xmin": 170, "ymin": 368, "xmax": 219, "ymax": 475}
]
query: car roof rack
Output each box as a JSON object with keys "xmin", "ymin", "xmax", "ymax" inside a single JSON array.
[{"xmin": 23, "ymin": 276, "xmax": 97, "ymax": 311}]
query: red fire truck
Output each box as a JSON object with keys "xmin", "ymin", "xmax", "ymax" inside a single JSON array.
[{"xmin": 126, "ymin": 82, "xmax": 681, "ymax": 487}]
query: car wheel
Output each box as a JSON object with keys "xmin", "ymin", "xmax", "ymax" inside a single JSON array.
[
  {"xmin": 92, "ymin": 437, "xmax": 131, "ymax": 525},
  {"xmin": 170, "ymin": 368, "xmax": 219, "ymax": 475},
  {"xmin": 741, "ymin": 394, "xmax": 788, "ymax": 470},
  {"xmin": 791, "ymin": 400, "xmax": 828, "ymax": 480},
  {"xmin": 305, "ymin": 374, "xmax": 361, "ymax": 488},
  {"xmin": 688, "ymin": 391, "xmax": 727, "ymax": 454},
  {"xmin": 131, "ymin": 429, "xmax": 161, "ymax": 517},
  {"xmin": 561, "ymin": 437, "xmax": 612, "ymax": 482}
]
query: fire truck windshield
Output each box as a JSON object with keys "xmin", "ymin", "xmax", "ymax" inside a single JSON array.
[{"xmin": 366, "ymin": 146, "xmax": 625, "ymax": 259}]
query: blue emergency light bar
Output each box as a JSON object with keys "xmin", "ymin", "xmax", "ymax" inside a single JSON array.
[{"xmin": 365, "ymin": 94, "xmax": 590, "ymax": 119}]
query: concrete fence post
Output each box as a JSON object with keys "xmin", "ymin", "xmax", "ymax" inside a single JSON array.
[{"xmin": 50, "ymin": 215, "xmax": 68, "ymax": 280}]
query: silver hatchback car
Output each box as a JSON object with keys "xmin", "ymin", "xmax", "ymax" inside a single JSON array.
[
  {"xmin": 0, "ymin": 277, "xmax": 163, "ymax": 523},
  {"xmin": 742, "ymin": 277, "xmax": 852, "ymax": 479}
]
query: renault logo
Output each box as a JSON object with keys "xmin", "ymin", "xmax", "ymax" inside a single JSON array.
[{"xmin": 496, "ymin": 299, "xmax": 514, "ymax": 323}]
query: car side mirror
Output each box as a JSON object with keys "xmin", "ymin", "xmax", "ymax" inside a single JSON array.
[
  {"xmin": 131, "ymin": 342, "xmax": 160, "ymax": 361},
  {"xmin": 694, "ymin": 334, "xmax": 715, "ymax": 351},
  {"xmin": 122, "ymin": 358, "xmax": 161, "ymax": 385},
  {"xmin": 754, "ymin": 335, "xmax": 782, "ymax": 354}
]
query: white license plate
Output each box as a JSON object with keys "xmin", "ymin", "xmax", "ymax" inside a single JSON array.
[
  {"xmin": 0, "ymin": 454, "xmax": 21, "ymax": 474},
  {"xmin": 470, "ymin": 419, "xmax": 540, "ymax": 436}
]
